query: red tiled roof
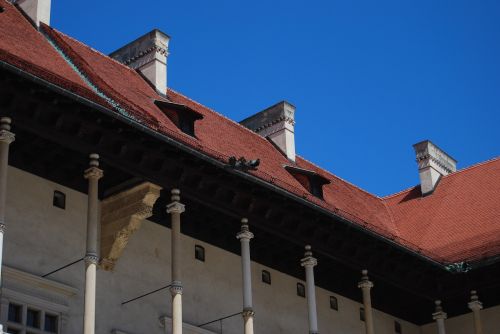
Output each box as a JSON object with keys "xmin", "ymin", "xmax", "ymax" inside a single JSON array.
[
  {"xmin": 383, "ymin": 157, "xmax": 500, "ymax": 263},
  {"xmin": 2, "ymin": 2, "xmax": 499, "ymax": 265},
  {"xmin": 0, "ymin": 0, "xmax": 106, "ymax": 107}
]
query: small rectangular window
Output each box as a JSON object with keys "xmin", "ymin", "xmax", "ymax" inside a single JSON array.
[
  {"xmin": 262, "ymin": 270, "xmax": 271, "ymax": 284},
  {"xmin": 395, "ymin": 321, "xmax": 402, "ymax": 334},
  {"xmin": 26, "ymin": 308, "xmax": 41, "ymax": 328},
  {"xmin": 360, "ymin": 307, "xmax": 365, "ymax": 322},
  {"xmin": 8, "ymin": 303, "xmax": 22, "ymax": 323},
  {"xmin": 195, "ymin": 245, "xmax": 205, "ymax": 262},
  {"xmin": 45, "ymin": 314, "xmax": 59, "ymax": 333},
  {"xmin": 53, "ymin": 191, "xmax": 66, "ymax": 209},
  {"xmin": 6, "ymin": 328, "xmax": 21, "ymax": 334},
  {"xmin": 297, "ymin": 283, "xmax": 305, "ymax": 298},
  {"xmin": 330, "ymin": 296, "xmax": 338, "ymax": 310}
]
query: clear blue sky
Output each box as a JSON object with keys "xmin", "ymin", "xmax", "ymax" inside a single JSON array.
[{"xmin": 52, "ymin": 0, "xmax": 500, "ymax": 196}]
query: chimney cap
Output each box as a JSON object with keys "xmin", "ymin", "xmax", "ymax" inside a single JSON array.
[{"xmin": 240, "ymin": 100, "xmax": 295, "ymax": 132}]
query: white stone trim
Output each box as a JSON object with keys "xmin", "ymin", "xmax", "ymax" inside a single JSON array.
[
  {"xmin": 159, "ymin": 316, "xmax": 217, "ymax": 334},
  {"xmin": 3, "ymin": 266, "xmax": 78, "ymax": 297}
]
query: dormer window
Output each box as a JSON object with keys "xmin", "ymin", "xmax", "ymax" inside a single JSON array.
[
  {"xmin": 155, "ymin": 100, "xmax": 203, "ymax": 137},
  {"xmin": 284, "ymin": 165, "xmax": 330, "ymax": 199}
]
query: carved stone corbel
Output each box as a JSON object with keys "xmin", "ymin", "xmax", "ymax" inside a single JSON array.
[{"xmin": 100, "ymin": 182, "xmax": 161, "ymax": 271}]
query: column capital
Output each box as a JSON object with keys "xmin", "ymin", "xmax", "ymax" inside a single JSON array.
[
  {"xmin": 242, "ymin": 308, "xmax": 255, "ymax": 319},
  {"xmin": 84, "ymin": 254, "xmax": 99, "ymax": 265},
  {"xmin": 170, "ymin": 281, "xmax": 183, "ymax": 295},
  {"xmin": 432, "ymin": 300, "xmax": 447, "ymax": 320},
  {"xmin": 84, "ymin": 154, "xmax": 103, "ymax": 180},
  {"xmin": 237, "ymin": 218, "xmax": 254, "ymax": 240},
  {"xmin": 357, "ymin": 269, "xmax": 374, "ymax": 289},
  {"xmin": 301, "ymin": 245, "xmax": 318, "ymax": 267},
  {"xmin": 0, "ymin": 222, "xmax": 5, "ymax": 234},
  {"xmin": 166, "ymin": 201, "xmax": 185, "ymax": 214},
  {"xmin": 468, "ymin": 290, "xmax": 483, "ymax": 311},
  {"xmin": 0, "ymin": 117, "xmax": 15, "ymax": 144}
]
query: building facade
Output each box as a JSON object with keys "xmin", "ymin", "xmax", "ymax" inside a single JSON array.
[{"xmin": 0, "ymin": 1, "xmax": 499, "ymax": 334}]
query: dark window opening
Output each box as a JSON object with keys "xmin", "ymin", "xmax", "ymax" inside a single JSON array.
[
  {"xmin": 53, "ymin": 191, "xmax": 66, "ymax": 209},
  {"xmin": 0, "ymin": 7, "xmax": 5, "ymax": 13},
  {"xmin": 26, "ymin": 309, "xmax": 40, "ymax": 328},
  {"xmin": 360, "ymin": 307, "xmax": 365, "ymax": 322},
  {"xmin": 195, "ymin": 245, "xmax": 205, "ymax": 262},
  {"xmin": 330, "ymin": 296, "xmax": 338, "ymax": 310},
  {"xmin": 297, "ymin": 283, "xmax": 305, "ymax": 298},
  {"xmin": 8, "ymin": 303, "xmax": 22, "ymax": 323},
  {"xmin": 45, "ymin": 314, "xmax": 58, "ymax": 333},
  {"xmin": 6, "ymin": 329, "xmax": 20, "ymax": 334},
  {"xmin": 395, "ymin": 321, "xmax": 402, "ymax": 334},
  {"xmin": 155, "ymin": 100, "xmax": 203, "ymax": 137},
  {"xmin": 262, "ymin": 270, "xmax": 271, "ymax": 284},
  {"xmin": 284, "ymin": 165, "xmax": 330, "ymax": 199}
]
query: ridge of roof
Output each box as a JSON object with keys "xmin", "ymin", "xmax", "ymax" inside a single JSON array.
[
  {"xmin": 52, "ymin": 28, "xmax": 143, "ymax": 76},
  {"xmin": 167, "ymin": 88, "xmax": 288, "ymax": 149},
  {"xmin": 382, "ymin": 156, "xmax": 500, "ymax": 200}
]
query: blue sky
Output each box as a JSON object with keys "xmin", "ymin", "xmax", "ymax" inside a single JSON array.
[{"xmin": 52, "ymin": 0, "xmax": 500, "ymax": 196}]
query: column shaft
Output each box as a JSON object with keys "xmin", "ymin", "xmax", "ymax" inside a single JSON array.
[
  {"xmin": 241, "ymin": 238, "xmax": 252, "ymax": 308},
  {"xmin": 237, "ymin": 218, "xmax": 254, "ymax": 334},
  {"xmin": 301, "ymin": 245, "xmax": 318, "ymax": 334},
  {"xmin": 83, "ymin": 154, "xmax": 103, "ymax": 334},
  {"xmin": 432, "ymin": 300, "xmax": 447, "ymax": 334},
  {"xmin": 166, "ymin": 189, "xmax": 185, "ymax": 334},
  {"xmin": 0, "ymin": 117, "xmax": 14, "ymax": 333},
  {"xmin": 436, "ymin": 319, "xmax": 446, "ymax": 334},
  {"xmin": 358, "ymin": 270, "xmax": 375, "ymax": 334},
  {"xmin": 468, "ymin": 291, "xmax": 483, "ymax": 334},
  {"xmin": 305, "ymin": 265, "xmax": 318, "ymax": 333}
]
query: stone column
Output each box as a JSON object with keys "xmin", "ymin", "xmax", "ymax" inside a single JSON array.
[
  {"xmin": 0, "ymin": 117, "xmax": 14, "ymax": 334},
  {"xmin": 432, "ymin": 300, "xmax": 447, "ymax": 334},
  {"xmin": 468, "ymin": 290, "xmax": 483, "ymax": 334},
  {"xmin": 236, "ymin": 218, "xmax": 255, "ymax": 334},
  {"xmin": 83, "ymin": 154, "xmax": 103, "ymax": 334},
  {"xmin": 358, "ymin": 269, "xmax": 375, "ymax": 334},
  {"xmin": 166, "ymin": 189, "xmax": 185, "ymax": 334},
  {"xmin": 301, "ymin": 245, "xmax": 319, "ymax": 334}
]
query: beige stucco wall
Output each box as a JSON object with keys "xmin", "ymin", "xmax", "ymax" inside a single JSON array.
[
  {"xmin": 2, "ymin": 166, "xmax": 494, "ymax": 334},
  {"xmin": 421, "ymin": 304, "xmax": 500, "ymax": 334}
]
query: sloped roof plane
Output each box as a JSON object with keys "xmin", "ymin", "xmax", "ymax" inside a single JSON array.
[{"xmin": 1, "ymin": 0, "xmax": 499, "ymax": 267}]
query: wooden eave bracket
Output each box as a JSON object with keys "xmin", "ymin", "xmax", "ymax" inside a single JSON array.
[{"xmin": 100, "ymin": 182, "xmax": 162, "ymax": 271}]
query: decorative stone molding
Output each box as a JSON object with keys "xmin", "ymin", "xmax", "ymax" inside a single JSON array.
[
  {"xmin": 236, "ymin": 218, "xmax": 254, "ymax": 241},
  {"xmin": 166, "ymin": 201, "xmax": 185, "ymax": 214},
  {"xmin": 357, "ymin": 269, "xmax": 374, "ymax": 289},
  {"xmin": 158, "ymin": 316, "xmax": 217, "ymax": 334},
  {"xmin": 242, "ymin": 309, "xmax": 255, "ymax": 319},
  {"xmin": 3, "ymin": 266, "xmax": 78, "ymax": 298},
  {"xmin": 301, "ymin": 245, "xmax": 318, "ymax": 268},
  {"xmin": 0, "ymin": 117, "xmax": 15, "ymax": 145},
  {"xmin": 84, "ymin": 254, "xmax": 99, "ymax": 265},
  {"xmin": 432, "ymin": 300, "xmax": 447, "ymax": 320},
  {"xmin": 100, "ymin": 182, "xmax": 161, "ymax": 271},
  {"xmin": 170, "ymin": 282, "xmax": 183, "ymax": 296},
  {"xmin": 468, "ymin": 290, "xmax": 483, "ymax": 311}
]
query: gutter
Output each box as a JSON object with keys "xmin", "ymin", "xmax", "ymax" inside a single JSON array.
[{"xmin": 0, "ymin": 59, "xmax": 492, "ymax": 273}]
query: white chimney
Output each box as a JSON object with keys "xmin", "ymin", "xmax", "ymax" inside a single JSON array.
[
  {"xmin": 110, "ymin": 29, "xmax": 170, "ymax": 95},
  {"xmin": 240, "ymin": 101, "xmax": 296, "ymax": 162},
  {"xmin": 413, "ymin": 140, "xmax": 457, "ymax": 196},
  {"xmin": 17, "ymin": 0, "xmax": 51, "ymax": 27}
]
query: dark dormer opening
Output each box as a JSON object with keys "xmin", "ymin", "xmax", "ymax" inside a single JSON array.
[
  {"xmin": 155, "ymin": 100, "xmax": 203, "ymax": 137},
  {"xmin": 284, "ymin": 165, "xmax": 330, "ymax": 199}
]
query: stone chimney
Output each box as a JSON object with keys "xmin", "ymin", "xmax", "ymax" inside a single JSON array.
[
  {"xmin": 240, "ymin": 101, "xmax": 296, "ymax": 162},
  {"xmin": 110, "ymin": 29, "xmax": 170, "ymax": 95},
  {"xmin": 413, "ymin": 140, "xmax": 457, "ymax": 196},
  {"xmin": 17, "ymin": 0, "xmax": 51, "ymax": 27}
]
